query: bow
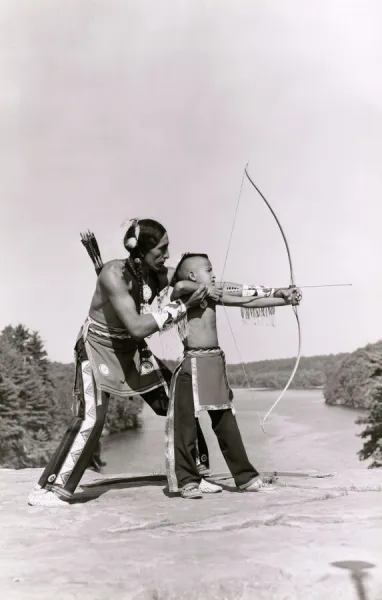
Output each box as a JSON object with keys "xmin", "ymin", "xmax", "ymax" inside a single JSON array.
[{"xmin": 221, "ymin": 163, "xmax": 302, "ymax": 433}]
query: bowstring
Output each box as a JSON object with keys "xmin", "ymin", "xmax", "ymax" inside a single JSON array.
[
  {"xmin": 220, "ymin": 164, "xmax": 262, "ymax": 426},
  {"xmin": 221, "ymin": 163, "xmax": 247, "ymax": 279}
]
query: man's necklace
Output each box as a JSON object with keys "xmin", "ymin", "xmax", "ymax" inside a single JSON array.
[{"xmin": 126, "ymin": 258, "xmax": 160, "ymax": 314}]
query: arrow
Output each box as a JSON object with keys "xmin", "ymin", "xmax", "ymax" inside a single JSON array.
[{"xmin": 296, "ymin": 283, "xmax": 352, "ymax": 289}]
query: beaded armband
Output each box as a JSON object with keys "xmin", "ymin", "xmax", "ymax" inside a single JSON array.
[
  {"xmin": 242, "ymin": 285, "xmax": 276, "ymax": 298},
  {"xmin": 240, "ymin": 285, "xmax": 276, "ymax": 326},
  {"xmin": 151, "ymin": 300, "xmax": 188, "ymax": 340}
]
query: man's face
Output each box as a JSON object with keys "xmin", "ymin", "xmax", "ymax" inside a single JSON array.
[
  {"xmin": 191, "ymin": 257, "xmax": 215, "ymax": 285},
  {"xmin": 144, "ymin": 233, "xmax": 170, "ymax": 272}
]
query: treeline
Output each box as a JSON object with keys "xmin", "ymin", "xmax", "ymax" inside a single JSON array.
[
  {"xmin": 323, "ymin": 340, "xmax": 382, "ymax": 469},
  {"xmin": 166, "ymin": 353, "xmax": 347, "ymax": 390},
  {"xmin": 323, "ymin": 341, "xmax": 382, "ymax": 408},
  {"xmin": 0, "ymin": 325, "xmax": 143, "ymax": 469}
]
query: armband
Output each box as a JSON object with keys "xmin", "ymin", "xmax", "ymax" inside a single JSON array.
[
  {"xmin": 242, "ymin": 285, "xmax": 275, "ymax": 298},
  {"xmin": 151, "ymin": 300, "xmax": 188, "ymax": 340}
]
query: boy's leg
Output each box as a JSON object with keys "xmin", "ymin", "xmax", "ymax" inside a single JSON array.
[{"xmin": 208, "ymin": 409, "xmax": 260, "ymax": 489}]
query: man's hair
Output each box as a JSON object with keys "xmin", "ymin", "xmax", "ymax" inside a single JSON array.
[
  {"xmin": 122, "ymin": 219, "xmax": 167, "ymax": 311},
  {"xmin": 123, "ymin": 218, "xmax": 167, "ymax": 258},
  {"xmin": 173, "ymin": 253, "xmax": 209, "ymax": 282}
]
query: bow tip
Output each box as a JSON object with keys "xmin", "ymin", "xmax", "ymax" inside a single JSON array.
[{"xmin": 257, "ymin": 413, "xmax": 268, "ymax": 435}]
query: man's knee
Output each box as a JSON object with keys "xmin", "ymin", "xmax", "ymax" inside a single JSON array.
[{"xmin": 142, "ymin": 386, "xmax": 169, "ymax": 416}]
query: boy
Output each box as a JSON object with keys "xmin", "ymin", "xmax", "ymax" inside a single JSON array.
[{"xmin": 165, "ymin": 253, "xmax": 301, "ymax": 499}]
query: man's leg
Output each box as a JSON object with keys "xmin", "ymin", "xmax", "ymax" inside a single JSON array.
[
  {"xmin": 53, "ymin": 390, "xmax": 109, "ymax": 498},
  {"xmin": 208, "ymin": 409, "xmax": 261, "ymax": 489},
  {"xmin": 29, "ymin": 345, "xmax": 110, "ymax": 505},
  {"xmin": 195, "ymin": 419, "xmax": 210, "ymax": 475},
  {"xmin": 88, "ymin": 440, "xmax": 107, "ymax": 472}
]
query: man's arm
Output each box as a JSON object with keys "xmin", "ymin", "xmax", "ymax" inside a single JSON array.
[
  {"xmin": 171, "ymin": 280, "xmax": 222, "ymax": 302},
  {"xmin": 100, "ymin": 265, "xmax": 207, "ymax": 339}
]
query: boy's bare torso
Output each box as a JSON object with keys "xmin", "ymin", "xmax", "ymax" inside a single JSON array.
[{"xmin": 185, "ymin": 301, "xmax": 219, "ymax": 349}]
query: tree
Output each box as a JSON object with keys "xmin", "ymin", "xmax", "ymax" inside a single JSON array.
[
  {"xmin": 324, "ymin": 342, "xmax": 382, "ymax": 408},
  {"xmin": 356, "ymin": 367, "xmax": 382, "ymax": 469},
  {"xmin": 2, "ymin": 325, "xmax": 53, "ymax": 387},
  {"xmin": 0, "ymin": 323, "xmax": 146, "ymax": 469},
  {"xmin": 0, "ymin": 346, "xmax": 29, "ymax": 467},
  {"xmin": 1, "ymin": 326, "xmax": 55, "ymax": 434}
]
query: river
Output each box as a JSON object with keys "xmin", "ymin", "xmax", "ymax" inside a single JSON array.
[{"xmin": 102, "ymin": 390, "xmax": 369, "ymax": 476}]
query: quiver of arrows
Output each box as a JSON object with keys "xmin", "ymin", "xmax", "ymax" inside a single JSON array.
[{"xmin": 80, "ymin": 230, "xmax": 104, "ymax": 275}]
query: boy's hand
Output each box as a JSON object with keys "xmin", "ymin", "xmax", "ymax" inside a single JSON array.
[
  {"xmin": 207, "ymin": 284, "xmax": 223, "ymax": 302},
  {"xmin": 274, "ymin": 286, "xmax": 302, "ymax": 305}
]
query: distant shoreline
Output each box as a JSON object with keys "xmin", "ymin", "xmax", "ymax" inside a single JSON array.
[{"xmin": 231, "ymin": 386, "xmax": 324, "ymax": 392}]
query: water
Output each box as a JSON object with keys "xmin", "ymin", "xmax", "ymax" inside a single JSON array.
[{"xmin": 103, "ymin": 389, "xmax": 369, "ymax": 476}]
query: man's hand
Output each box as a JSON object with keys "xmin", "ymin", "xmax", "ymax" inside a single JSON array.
[
  {"xmin": 274, "ymin": 286, "xmax": 302, "ymax": 306},
  {"xmin": 207, "ymin": 284, "xmax": 223, "ymax": 302},
  {"xmin": 184, "ymin": 285, "xmax": 208, "ymax": 308}
]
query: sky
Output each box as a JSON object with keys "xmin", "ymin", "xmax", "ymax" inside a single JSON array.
[{"xmin": 1, "ymin": 0, "xmax": 382, "ymax": 364}]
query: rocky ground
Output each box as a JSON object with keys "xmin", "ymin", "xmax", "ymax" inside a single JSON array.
[{"xmin": 0, "ymin": 468, "xmax": 381, "ymax": 600}]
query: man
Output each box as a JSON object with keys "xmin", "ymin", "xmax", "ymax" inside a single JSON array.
[{"xmin": 165, "ymin": 253, "xmax": 302, "ymax": 499}]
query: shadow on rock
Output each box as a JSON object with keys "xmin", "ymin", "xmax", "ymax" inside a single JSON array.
[
  {"xmin": 331, "ymin": 560, "xmax": 376, "ymax": 600},
  {"xmin": 71, "ymin": 475, "xmax": 166, "ymax": 504}
]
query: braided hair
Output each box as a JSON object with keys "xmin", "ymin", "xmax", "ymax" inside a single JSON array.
[{"xmin": 123, "ymin": 218, "xmax": 167, "ymax": 312}]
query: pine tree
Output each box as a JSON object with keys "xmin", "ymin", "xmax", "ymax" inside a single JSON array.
[
  {"xmin": 0, "ymin": 372, "xmax": 22, "ymax": 429},
  {"xmin": 357, "ymin": 372, "xmax": 382, "ymax": 468},
  {"xmin": 2, "ymin": 325, "xmax": 53, "ymax": 386},
  {"xmin": 2, "ymin": 324, "xmax": 30, "ymax": 354},
  {"xmin": 26, "ymin": 331, "xmax": 53, "ymax": 387},
  {"xmin": 11, "ymin": 360, "xmax": 54, "ymax": 439},
  {"xmin": 2, "ymin": 325, "xmax": 55, "ymax": 429},
  {"xmin": 0, "ymin": 336, "xmax": 24, "ymax": 420},
  {"xmin": 0, "ymin": 342, "xmax": 28, "ymax": 468}
]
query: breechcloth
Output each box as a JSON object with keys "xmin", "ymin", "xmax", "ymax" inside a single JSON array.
[
  {"xmin": 165, "ymin": 347, "xmax": 259, "ymax": 492},
  {"xmin": 38, "ymin": 317, "xmax": 209, "ymax": 499}
]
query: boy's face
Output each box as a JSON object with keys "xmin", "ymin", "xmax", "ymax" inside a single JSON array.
[{"xmin": 190, "ymin": 257, "xmax": 216, "ymax": 285}]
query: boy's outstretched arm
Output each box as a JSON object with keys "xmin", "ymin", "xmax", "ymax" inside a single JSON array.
[
  {"xmin": 216, "ymin": 281, "xmax": 274, "ymax": 295},
  {"xmin": 171, "ymin": 281, "xmax": 301, "ymax": 306},
  {"xmin": 217, "ymin": 295, "xmax": 296, "ymax": 308},
  {"xmin": 216, "ymin": 281, "xmax": 301, "ymax": 303}
]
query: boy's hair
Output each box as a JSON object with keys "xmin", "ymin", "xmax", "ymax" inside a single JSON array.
[{"xmin": 173, "ymin": 253, "xmax": 209, "ymax": 282}]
